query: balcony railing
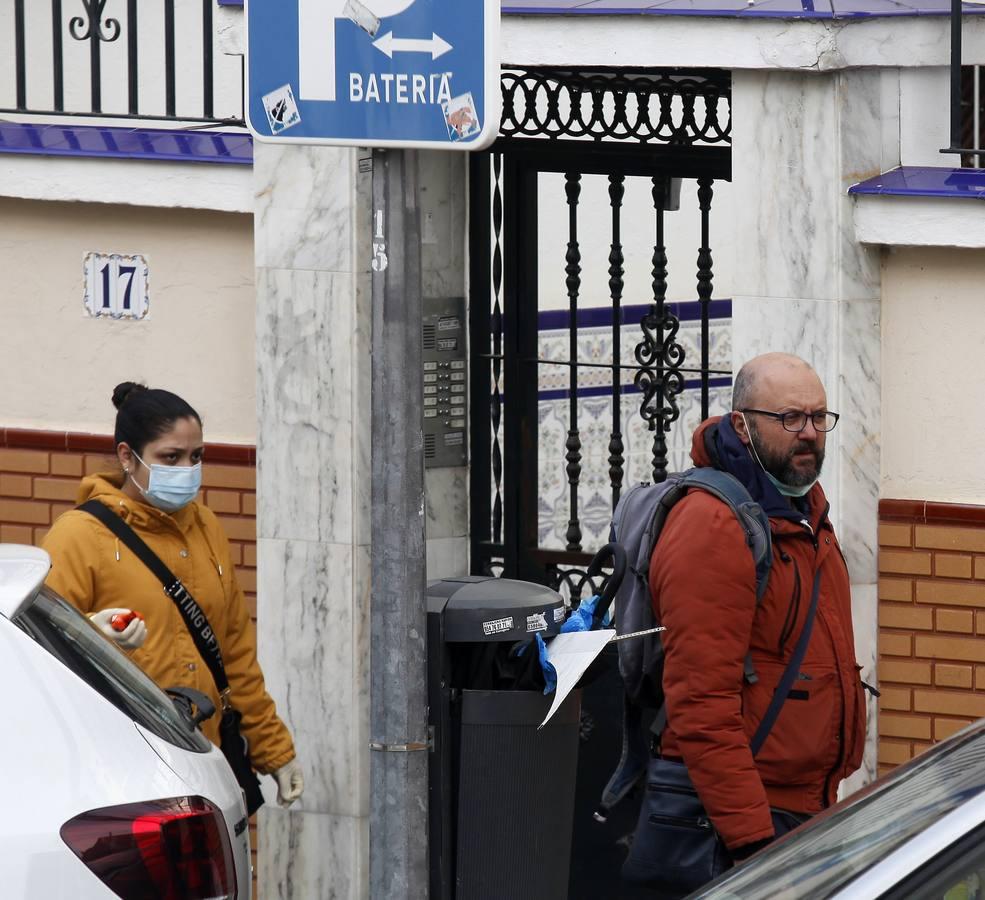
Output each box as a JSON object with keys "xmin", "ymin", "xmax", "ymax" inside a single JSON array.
[
  {"xmin": 1, "ymin": 0, "xmax": 244, "ymax": 125},
  {"xmin": 962, "ymin": 66, "xmax": 984, "ymax": 168}
]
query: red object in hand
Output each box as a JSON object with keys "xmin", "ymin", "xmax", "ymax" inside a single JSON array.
[{"xmin": 110, "ymin": 610, "xmax": 145, "ymax": 632}]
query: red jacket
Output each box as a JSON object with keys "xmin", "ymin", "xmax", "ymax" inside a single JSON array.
[{"xmin": 649, "ymin": 418, "xmax": 866, "ymax": 849}]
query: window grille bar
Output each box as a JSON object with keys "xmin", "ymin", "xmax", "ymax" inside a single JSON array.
[
  {"xmin": 127, "ymin": 0, "xmax": 138, "ymax": 115},
  {"xmin": 52, "ymin": 0, "xmax": 64, "ymax": 111},
  {"xmin": 650, "ymin": 180, "xmax": 669, "ymax": 482},
  {"xmin": 202, "ymin": 0, "xmax": 214, "ymax": 119},
  {"xmin": 950, "ymin": 0, "xmax": 963, "ymax": 152},
  {"xmin": 165, "ymin": 0, "xmax": 176, "ymax": 118},
  {"xmin": 608, "ymin": 173, "xmax": 626, "ymax": 509},
  {"xmin": 975, "ymin": 66, "xmax": 981, "ymax": 168},
  {"xmin": 90, "ymin": 22, "xmax": 102, "ymax": 112},
  {"xmin": 15, "ymin": 0, "xmax": 26, "ymax": 110},
  {"xmin": 564, "ymin": 172, "xmax": 583, "ymax": 553},
  {"xmin": 696, "ymin": 178, "xmax": 714, "ymax": 420}
]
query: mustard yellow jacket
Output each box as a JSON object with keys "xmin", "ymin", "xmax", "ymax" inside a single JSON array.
[{"xmin": 41, "ymin": 472, "xmax": 295, "ymax": 774}]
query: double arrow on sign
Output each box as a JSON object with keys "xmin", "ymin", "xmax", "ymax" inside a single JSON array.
[{"xmin": 372, "ymin": 31, "xmax": 453, "ymax": 59}]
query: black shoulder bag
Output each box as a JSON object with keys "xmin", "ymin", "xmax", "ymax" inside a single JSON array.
[
  {"xmin": 79, "ymin": 500, "xmax": 265, "ymax": 815},
  {"xmin": 622, "ymin": 567, "xmax": 824, "ymax": 894}
]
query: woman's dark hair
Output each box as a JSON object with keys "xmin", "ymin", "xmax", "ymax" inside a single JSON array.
[{"xmin": 112, "ymin": 382, "xmax": 202, "ymax": 454}]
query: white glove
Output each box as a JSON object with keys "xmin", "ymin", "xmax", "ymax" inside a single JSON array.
[
  {"xmin": 272, "ymin": 759, "xmax": 304, "ymax": 807},
  {"xmin": 89, "ymin": 608, "xmax": 148, "ymax": 651}
]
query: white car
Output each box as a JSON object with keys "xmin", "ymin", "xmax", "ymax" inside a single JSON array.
[
  {"xmin": 692, "ymin": 717, "xmax": 985, "ymax": 899},
  {"xmin": 0, "ymin": 545, "xmax": 251, "ymax": 899}
]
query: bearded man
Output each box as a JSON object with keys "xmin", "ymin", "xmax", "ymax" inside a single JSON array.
[{"xmin": 646, "ymin": 352, "xmax": 867, "ymax": 889}]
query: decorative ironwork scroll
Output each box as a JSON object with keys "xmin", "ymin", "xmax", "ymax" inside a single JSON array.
[
  {"xmin": 635, "ymin": 177, "xmax": 686, "ymax": 483},
  {"xmin": 69, "ymin": 0, "xmax": 120, "ymax": 42},
  {"xmin": 500, "ymin": 68, "xmax": 731, "ymax": 146}
]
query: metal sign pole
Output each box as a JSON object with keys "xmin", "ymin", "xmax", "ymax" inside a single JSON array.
[{"xmin": 370, "ymin": 147, "xmax": 429, "ymax": 899}]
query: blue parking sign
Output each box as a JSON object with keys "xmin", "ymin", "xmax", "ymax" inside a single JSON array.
[{"xmin": 246, "ymin": 0, "xmax": 500, "ymax": 149}]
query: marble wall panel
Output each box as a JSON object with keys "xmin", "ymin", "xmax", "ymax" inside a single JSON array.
[
  {"xmin": 259, "ymin": 808, "xmax": 368, "ymax": 900},
  {"xmin": 425, "ymin": 467, "xmax": 468, "ymax": 540},
  {"xmin": 426, "ymin": 536, "xmax": 469, "ymax": 581},
  {"xmin": 257, "ymin": 538, "xmax": 369, "ymax": 819},
  {"xmin": 353, "ymin": 269, "xmax": 374, "ymax": 549},
  {"xmin": 836, "ymin": 297, "xmax": 881, "ymax": 584},
  {"xmin": 255, "ymin": 145, "xmax": 358, "ymax": 274},
  {"xmin": 731, "ymin": 68, "xmax": 882, "ymax": 791},
  {"xmin": 842, "ymin": 581, "xmax": 879, "ymax": 798},
  {"xmin": 419, "ymin": 151, "xmax": 467, "ymax": 301},
  {"xmin": 834, "ymin": 69, "xmax": 885, "ymax": 303},
  {"xmin": 256, "ymin": 267, "xmax": 356, "ymax": 545},
  {"xmin": 732, "ymin": 72, "xmax": 840, "ymax": 302}
]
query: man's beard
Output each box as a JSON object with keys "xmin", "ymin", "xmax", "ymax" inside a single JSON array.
[{"xmin": 747, "ymin": 421, "xmax": 825, "ymax": 488}]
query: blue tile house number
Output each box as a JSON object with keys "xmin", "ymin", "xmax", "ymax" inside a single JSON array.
[{"xmin": 83, "ymin": 252, "xmax": 150, "ymax": 320}]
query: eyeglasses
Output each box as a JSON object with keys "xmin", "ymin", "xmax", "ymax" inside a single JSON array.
[{"xmin": 740, "ymin": 409, "xmax": 840, "ymax": 433}]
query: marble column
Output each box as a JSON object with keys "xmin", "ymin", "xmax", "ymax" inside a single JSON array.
[
  {"xmin": 254, "ymin": 143, "xmax": 373, "ymax": 898},
  {"xmin": 731, "ymin": 69, "xmax": 892, "ymax": 791}
]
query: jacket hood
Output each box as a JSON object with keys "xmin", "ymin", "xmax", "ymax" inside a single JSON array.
[
  {"xmin": 76, "ymin": 471, "xmax": 199, "ymax": 532},
  {"xmin": 690, "ymin": 416, "xmax": 828, "ymax": 528}
]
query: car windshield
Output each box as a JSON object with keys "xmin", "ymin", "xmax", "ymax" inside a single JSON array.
[
  {"xmin": 14, "ymin": 587, "xmax": 210, "ymax": 754},
  {"xmin": 694, "ymin": 720, "xmax": 985, "ymax": 899}
]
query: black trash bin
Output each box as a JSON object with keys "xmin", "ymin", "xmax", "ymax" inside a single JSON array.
[{"xmin": 427, "ymin": 576, "xmax": 581, "ymax": 900}]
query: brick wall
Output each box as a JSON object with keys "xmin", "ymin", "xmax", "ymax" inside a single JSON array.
[
  {"xmin": 878, "ymin": 499, "xmax": 985, "ymax": 775},
  {"xmin": 0, "ymin": 428, "xmax": 261, "ymax": 886}
]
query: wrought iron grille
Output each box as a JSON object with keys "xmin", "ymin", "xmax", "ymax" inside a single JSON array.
[
  {"xmin": 500, "ymin": 67, "xmax": 731, "ymax": 146},
  {"xmin": 961, "ymin": 66, "xmax": 985, "ymax": 168},
  {"xmin": 3, "ymin": 0, "xmax": 243, "ymax": 125},
  {"xmin": 470, "ymin": 68, "xmax": 733, "ymax": 602}
]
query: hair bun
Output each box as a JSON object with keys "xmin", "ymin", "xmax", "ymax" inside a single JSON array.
[{"xmin": 111, "ymin": 381, "xmax": 148, "ymax": 411}]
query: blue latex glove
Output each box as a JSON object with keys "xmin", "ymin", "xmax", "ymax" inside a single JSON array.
[
  {"xmin": 561, "ymin": 594, "xmax": 611, "ymax": 633},
  {"xmin": 536, "ymin": 633, "xmax": 557, "ymax": 695}
]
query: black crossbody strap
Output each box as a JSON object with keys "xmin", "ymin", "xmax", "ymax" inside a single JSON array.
[
  {"xmin": 78, "ymin": 500, "xmax": 230, "ymax": 696},
  {"xmin": 749, "ymin": 566, "xmax": 823, "ymax": 758}
]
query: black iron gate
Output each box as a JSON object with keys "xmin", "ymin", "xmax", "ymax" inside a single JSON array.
[{"xmin": 470, "ymin": 67, "xmax": 733, "ymax": 598}]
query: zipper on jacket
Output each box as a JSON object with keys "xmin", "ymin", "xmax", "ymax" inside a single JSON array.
[
  {"xmin": 647, "ymin": 813, "xmax": 712, "ymax": 831},
  {"xmin": 778, "ymin": 555, "xmax": 800, "ymax": 655},
  {"xmin": 646, "ymin": 783, "xmax": 700, "ymax": 798}
]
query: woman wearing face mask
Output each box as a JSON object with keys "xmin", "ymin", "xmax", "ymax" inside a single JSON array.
[{"xmin": 42, "ymin": 382, "xmax": 303, "ymax": 809}]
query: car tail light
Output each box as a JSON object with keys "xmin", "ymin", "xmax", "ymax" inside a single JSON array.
[{"xmin": 60, "ymin": 796, "xmax": 237, "ymax": 899}]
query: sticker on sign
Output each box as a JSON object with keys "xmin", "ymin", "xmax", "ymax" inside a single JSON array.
[{"xmin": 262, "ymin": 84, "xmax": 301, "ymax": 134}]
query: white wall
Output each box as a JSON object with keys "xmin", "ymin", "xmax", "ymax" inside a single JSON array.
[
  {"xmin": 0, "ymin": 197, "xmax": 256, "ymax": 443},
  {"xmin": 882, "ymin": 245, "xmax": 985, "ymax": 504}
]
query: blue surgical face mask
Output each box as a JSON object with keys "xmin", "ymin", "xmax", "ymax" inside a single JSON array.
[
  {"xmin": 131, "ymin": 451, "xmax": 202, "ymax": 512},
  {"xmin": 741, "ymin": 414, "xmax": 818, "ymax": 498}
]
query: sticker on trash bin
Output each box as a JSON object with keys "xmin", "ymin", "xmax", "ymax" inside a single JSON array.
[
  {"xmin": 482, "ymin": 616, "xmax": 514, "ymax": 636},
  {"xmin": 526, "ymin": 612, "xmax": 548, "ymax": 633},
  {"xmin": 553, "ymin": 607, "xmax": 565, "ymax": 624}
]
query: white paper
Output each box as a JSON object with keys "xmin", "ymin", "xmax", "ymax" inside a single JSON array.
[{"xmin": 539, "ymin": 629, "xmax": 615, "ymax": 729}]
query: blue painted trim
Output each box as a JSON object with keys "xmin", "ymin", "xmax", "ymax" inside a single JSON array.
[
  {"xmin": 501, "ymin": 0, "xmax": 985, "ymax": 17},
  {"xmin": 0, "ymin": 122, "xmax": 253, "ymax": 165},
  {"xmin": 538, "ymin": 298, "xmax": 732, "ymax": 331},
  {"xmin": 538, "ymin": 375, "xmax": 733, "ymax": 401},
  {"xmin": 849, "ymin": 165, "xmax": 985, "ymax": 200},
  {"xmin": 217, "ymin": 0, "xmax": 243, "ymax": 6}
]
